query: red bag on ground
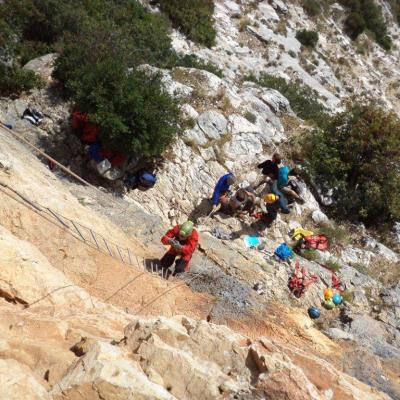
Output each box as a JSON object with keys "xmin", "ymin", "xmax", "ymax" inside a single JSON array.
[
  {"xmin": 71, "ymin": 111, "xmax": 88, "ymax": 132},
  {"xmin": 302, "ymin": 234, "xmax": 329, "ymax": 251},
  {"xmin": 81, "ymin": 123, "xmax": 99, "ymax": 143}
]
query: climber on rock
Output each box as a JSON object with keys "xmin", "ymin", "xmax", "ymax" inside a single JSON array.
[
  {"xmin": 211, "ymin": 172, "xmax": 236, "ymax": 212},
  {"xmin": 160, "ymin": 220, "xmax": 199, "ymax": 275},
  {"xmin": 254, "ymin": 152, "xmax": 282, "ymax": 190},
  {"xmin": 229, "ymin": 188, "xmax": 257, "ymax": 218},
  {"xmin": 255, "ymin": 193, "xmax": 280, "ymax": 227},
  {"xmin": 273, "ymin": 165, "xmax": 305, "ymax": 206}
]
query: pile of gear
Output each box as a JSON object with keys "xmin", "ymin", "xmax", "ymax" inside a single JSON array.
[{"xmin": 71, "ymin": 111, "xmax": 156, "ymax": 189}]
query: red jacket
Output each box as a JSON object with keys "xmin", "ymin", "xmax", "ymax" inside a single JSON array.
[{"xmin": 161, "ymin": 225, "xmax": 199, "ymax": 263}]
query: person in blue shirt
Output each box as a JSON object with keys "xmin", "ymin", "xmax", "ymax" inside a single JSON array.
[
  {"xmin": 212, "ymin": 173, "xmax": 236, "ymax": 211},
  {"xmin": 272, "ymin": 165, "xmax": 304, "ymax": 212}
]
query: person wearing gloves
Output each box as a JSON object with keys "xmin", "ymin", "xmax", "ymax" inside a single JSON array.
[{"xmin": 160, "ymin": 221, "xmax": 199, "ymax": 275}]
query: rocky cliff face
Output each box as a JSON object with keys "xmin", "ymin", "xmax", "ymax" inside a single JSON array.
[{"xmin": 0, "ymin": 0, "xmax": 399, "ymax": 399}]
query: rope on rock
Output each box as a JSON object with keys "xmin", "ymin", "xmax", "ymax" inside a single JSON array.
[
  {"xmin": 0, "ymin": 124, "xmax": 94, "ymax": 189},
  {"xmin": 0, "ymin": 125, "xmax": 215, "ymax": 316}
]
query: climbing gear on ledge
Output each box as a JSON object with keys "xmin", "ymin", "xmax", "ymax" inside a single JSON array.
[
  {"xmin": 274, "ymin": 243, "xmax": 293, "ymax": 261},
  {"xmin": 288, "ymin": 261, "xmax": 318, "ymax": 298},
  {"xmin": 322, "ymin": 299, "xmax": 335, "ymax": 310},
  {"xmin": 332, "ymin": 293, "xmax": 343, "ymax": 305},
  {"xmin": 308, "ymin": 306, "xmax": 321, "ymax": 319},
  {"xmin": 324, "ymin": 287, "xmax": 334, "ymax": 300}
]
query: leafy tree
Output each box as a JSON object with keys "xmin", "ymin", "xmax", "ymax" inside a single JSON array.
[
  {"xmin": 303, "ymin": 104, "xmax": 400, "ymax": 226},
  {"xmin": 157, "ymin": 0, "xmax": 216, "ymax": 47},
  {"xmin": 2, "ymin": 0, "xmax": 180, "ymax": 157},
  {"xmin": 55, "ymin": 18, "xmax": 179, "ymax": 157},
  {"xmin": 296, "ymin": 29, "xmax": 319, "ymax": 48}
]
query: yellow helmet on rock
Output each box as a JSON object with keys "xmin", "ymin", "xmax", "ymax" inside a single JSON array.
[{"xmin": 264, "ymin": 193, "xmax": 278, "ymax": 204}]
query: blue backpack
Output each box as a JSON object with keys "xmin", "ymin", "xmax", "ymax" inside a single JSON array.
[{"xmin": 274, "ymin": 243, "xmax": 293, "ymax": 261}]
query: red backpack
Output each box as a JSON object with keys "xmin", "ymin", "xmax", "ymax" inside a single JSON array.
[{"xmin": 301, "ymin": 234, "xmax": 329, "ymax": 251}]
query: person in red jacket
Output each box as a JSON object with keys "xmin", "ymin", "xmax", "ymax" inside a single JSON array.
[{"xmin": 160, "ymin": 220, "xmax": 199, "ymax": 275}]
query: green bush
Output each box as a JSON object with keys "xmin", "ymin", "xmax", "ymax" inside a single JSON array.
[
  {"xmin": 300, "ymin": 248, "xmax": 318, "ymax": 261},
  {"xmin": 303, "ymin": 104, "xmax": 400, "ymax": 226},
  {"xmin": 2, "ymin": 0, "xmax": 181, "ymax": 158},
  {"xmin": 245, "ymin": 73, "xmax": 328, "ymax": 127},
  {"xmin": 244, "ymin": 111, "xmax": 257, "ymax": 124},
  {"xmin": 390, "ymin": 0, "xmax": 400, "ymax": 24},
  {"xmin": 317, "ymin": 222, "xmax": 350, "ymax": 248},
  {"xmin": 301, "ymin": 0, "xmax": 321, "ymax": 16},
  {"xmin": 0, "ymin": 64, "xmax": 42, "ymax": 95},
  {"xmin": 172, "ymin": 54, "xmax": 223, "ymax": 78},
  {"xmin": 339, "ymin": 0, "xmax": 392, "ymax": 49},
  {"xmin": 296, "ymin": 29, "xmax": 319, "ymax": 48},
  {"xmin": 54, "ymin": 16, "xmax": 179, "ymax": 157},
  {"xmin": 344, "ymin": 12, "xmax": 366, "ymax": 40},
  {"xmin": 324, "ymin": 259, "xmax": 342, "ymax": 272},
  {"xmin": 157, "ymin": 0, "xmax": 216, "ymax": 47}
]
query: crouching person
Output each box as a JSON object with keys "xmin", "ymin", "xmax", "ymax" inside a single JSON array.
[
  {"xmin": 258, "ymin": 193, "xmax": 280, "ymax": 226},
  {"xmin": 160, "ymin": 221, "xmax": 199, "ymax": 275}
]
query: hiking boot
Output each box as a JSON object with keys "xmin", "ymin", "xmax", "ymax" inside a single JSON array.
[{"xmin": 296, "ymin": 196, "xmax": 305, "ymax": 205}]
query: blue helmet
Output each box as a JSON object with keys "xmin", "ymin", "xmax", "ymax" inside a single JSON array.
[{"xmin": 308, "ymin": 306, "xmax": 321, "ymax": 319}]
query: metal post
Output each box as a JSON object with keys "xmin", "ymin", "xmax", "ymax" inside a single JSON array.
[
  {"xmin": 71, "ymin": 220, "xmax": 86, "ymax": 242},
  {"xmin": 127, "ymin": 248, "xmax": 132, "ymax": 265},
  {"xmin": 135, "ymin": 256, "xmax": 141, "ymax": 271},
  {"xmin": 90, "ymin": 229, "xmax": 100, "ymax": 249},
  {"xmin": 47, "ymin": 208, "xmax": 70, "ymax": 228},
  {"xmin": 116, "ymin": 245, "xmax": 124, "ymax": 263},
  {"xmin": 103, "ymin": 238, "xmax": 113, "ymax": 257}
]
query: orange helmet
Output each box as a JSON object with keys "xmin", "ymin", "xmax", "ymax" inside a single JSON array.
[{"xmin": 324, "ymin": 288, "xmax": 334, "ymax": 300}]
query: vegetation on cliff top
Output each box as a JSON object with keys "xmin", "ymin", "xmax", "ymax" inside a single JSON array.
[{"xmin": 303, "ymin": 104, "xmax": 400, "ymax": 227}]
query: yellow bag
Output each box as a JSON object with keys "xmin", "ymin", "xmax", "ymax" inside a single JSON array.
[{"xmin": 291, "ymin": 227, "xmax": 314, "ymax": 241}]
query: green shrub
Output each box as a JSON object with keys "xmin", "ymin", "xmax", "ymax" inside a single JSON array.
[
  {"xmin": 244, "ymin": 111, "xmax": 257, "ymax": 124},
  {"xmin": 244, "ymin": 73, "xmax": 328, "ymax": 127},
  {"xmin": 324, "ymin": 259, "xmax": 342, "ymax": 272},
  {"xmin": 172, "ymin": 54, "xmax": 223, "ymax": 78},
  {"xmin": 296, "ymin": 29, "xmax": 319, "ymax": 48},
  {"xmin": 390, "ymin": 0, "xmax": 400, "ymax": 24},
  {"xmin": 1, "ymin": 0, "xmax": 182, "ymax": 158},
  {"xmin": 300, "ymin": 248, "xmax": 318, "ymax": 261},
  {"xmin": 301, "ymin": 0, "xmax": 321, "ymax": 16},
  {"xmin": 339, "ymin": 0, "xmax": 392, "ymax": 49},
  {"xmin": 0, "ymin": 64, "xmax": 42, "ymax": 95},
  {"xmin": 54, "ymin": 16, "xmax": 179, "ymax": 157},
  {"xmin": 317, "ymin": 222, "xmax": 349, "ymax": 248},
  {"xmin": 344, "ymin": 12, "xmax": 366, "ymax": 40},
  {"xmin": 157, "ymin": 0, "xmax": 216, "ymax": 47},
  {"xmin": 303, "ymin": 104, "xmax": 400, "ymax": 226}
]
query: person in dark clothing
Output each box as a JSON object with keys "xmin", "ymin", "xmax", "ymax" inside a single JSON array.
[
  {"xmin": 255, "ymin": 153, "xmax": 282, "ymax": 190},
  {"xmin": 257, "ymin": 193, "xmax": 281, "ymax": 226}
]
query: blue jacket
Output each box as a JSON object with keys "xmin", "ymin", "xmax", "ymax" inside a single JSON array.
[
  {"xmin": 212, "ymin": 173, "xmax": 233, "ymax": 205},
  {"xmin": 277, "ymin": 166, "xmax": 290, "ymax": 188}
]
